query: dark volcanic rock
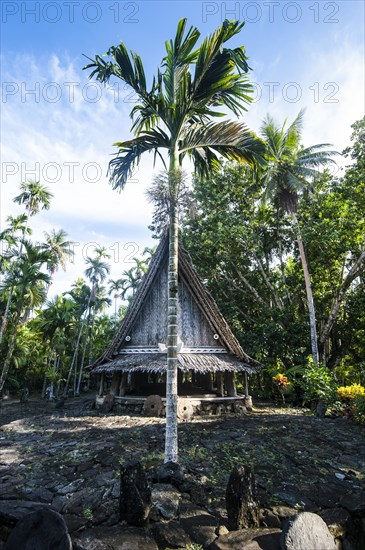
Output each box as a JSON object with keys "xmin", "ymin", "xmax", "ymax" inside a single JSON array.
[
  {"xmin": 153, "ymin": 521, "xmax": 192, "ymax": 548},
  {"xmin": 211, "ymin": 527, "xmax": 281, "ymax": 550},
  {"xmin": 226, "ymin": 464, "xmax": 259, "ymax": 530},
  {"xmin": 152, "ymin": 461, "xmax": 185, "ymax": 488},
  {"xmin": 119, "ymin": 461, "xmax": 151, "ymax": 526},
  {"xmin": 72, "ymin": 525, "xmax": 158, "ymax": 549},
  {"xmin": 4, "ymin": 508, "xmax": 72, "ymax": 550}
]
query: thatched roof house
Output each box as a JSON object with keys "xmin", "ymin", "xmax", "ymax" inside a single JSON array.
[{"xmin": 91, "ymin": 237, "xmax": 262, "ymax": 401}]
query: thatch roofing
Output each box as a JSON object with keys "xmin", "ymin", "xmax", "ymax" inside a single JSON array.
[{"xmin": 91, "ymin": 236, "xmax": 262, "ymax": 375}]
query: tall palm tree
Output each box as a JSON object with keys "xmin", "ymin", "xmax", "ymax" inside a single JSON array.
[
  {"xmin": 260, "ymin": 110, "xmax": 338, "ymax": 364},
  {"xmin": 84, "ymin": 18, "xmax": 264, "ymax": 462},
  {"xmin": 36, "ymin": 295, "xmax": 78, "ymax": 399},
  {"xmin": 0, "ymin": 245, "xmax": 50, "ymax": 393},
  {"xmin": 108, "ymin": 278, "xmax": 124, "ymax": 316},
  {"xmin": 65, "ymin": 255, "xmax": 111, "ymax": 396},
  {"xmin": 42, "ymin": 229, "xmax": 74, "ymax": 283},
  {"xmin": 0, "ymin": 182, "xmax": 53, "ymax": 344}
]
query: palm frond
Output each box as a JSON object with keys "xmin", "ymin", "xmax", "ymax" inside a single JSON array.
[
  {"xmin": 109, "ymin": 129, "xmax": 170, "ymax": 190},
  {"xmin": 179, "ymin": 120, "xmax": 265, "ymax": 174}
]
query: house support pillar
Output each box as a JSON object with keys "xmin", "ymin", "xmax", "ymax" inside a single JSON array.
[
  {"xmin": 224, "ymin": 371, "xmax": 237, "ymax": 397},
  {"xmin": 119, "ymin": 373, "xmax": 128, "ymax": 396},
  {"xmin": 244, "ymin": 371, "xmax": 253, "ymax": 410},
  {"xmin": 216, "ymin": 372, "xmax": 224, "ymax": 396},
  {"xmin": 98, "ymin": 372, "xmax": 104, "ymax": 396},
  {"xmin": 110, "ymin": 372, "xmax": 121, "ymax": 396}
]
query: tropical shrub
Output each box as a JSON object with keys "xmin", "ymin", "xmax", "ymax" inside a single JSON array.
[
  {"xmin": 301, "ymin": 362, "xmax": 337, "ymax": 404},
  {"xmin": 353, "ymin": 395, "xmax": 365, "ymax": 424},
  {"xmin": 337, "ymin": 384, "xmax": 365, "ymax": 402}
]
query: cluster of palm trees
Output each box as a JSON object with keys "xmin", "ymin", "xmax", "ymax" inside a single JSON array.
[
  {"xmin": 0, "ymin": 182, "xmax": 74, "ymax": 393},
  {"xmin": 0, "ymin": 183, "xmax": 152, "ymax": 398},
  {"xmin": 84, "ymin": 18, "xmax": 337, "ymax": 462}
]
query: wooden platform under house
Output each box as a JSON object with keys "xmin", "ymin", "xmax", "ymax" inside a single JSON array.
[{"xmin": 90, "ymin": 236, "xmax": 262, "ymax": 416}]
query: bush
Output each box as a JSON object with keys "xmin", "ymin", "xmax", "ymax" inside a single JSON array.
[
  {"xmin": 337, "ymin": 384, "xmax": 365, "ymax": 402},
  {"xmin": 353, "ymin": 394, "xmax": 365, "ymax": 424},
  {"xmin": 301, "ymin": 363, "xmax": 337, "ymax": 405}
]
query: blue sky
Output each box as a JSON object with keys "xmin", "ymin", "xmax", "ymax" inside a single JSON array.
[{"xmin": 1, "ymin": 0, "xmax": 364, "ymax": 299}]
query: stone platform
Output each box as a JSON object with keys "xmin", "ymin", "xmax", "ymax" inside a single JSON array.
[{"xmin": 95, "ymin": 394, "xmax": 249, "ymax": 417}]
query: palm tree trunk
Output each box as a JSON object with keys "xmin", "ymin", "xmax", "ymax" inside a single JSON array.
[
  {"xmin": 293, "ymin": 214, "xmax": 319, "ymax": 364},
  {"xmin": 0, "ymin": 304, "xmax": 22, "ymax": 393},
  {"xmin": 164, "ymin": 164, "xmax": 180, "ymax": 463},
  {"xmin": 0, "ymin": 212, "xmax": 30, "ymax": 345},
  {"xmin": 0, "ymin": 288, "xmax": 13, "ymax": 343},
  {"xmin": 76, "ymin": 308, "xmax": 92, "ymax": 395}
]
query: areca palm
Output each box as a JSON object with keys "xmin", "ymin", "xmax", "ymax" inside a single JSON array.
[
  {"xmin": 108, "ymin": 278, "xmax": 124, "ymax": 316},
  {"xmin": 84, "ymin": 18, "xmax": 264, "ymax": 462},
  {"xmin": 65, "ymin": 255, "xmax": 111, "ymax": 396},
  {"xmin": 0, "ymin": 182, "xmax": 53, "ymax": 344},
  {"xmin": 0, "ymin": 247, "xmax": 50, "ymax": 393},
  {"xmin": 42, "ymin": 229, "xmax": 74, "ymax": 278},
  {"xmin": 260, "ymin": 110, "xmax": 338, "ymax": 364}
]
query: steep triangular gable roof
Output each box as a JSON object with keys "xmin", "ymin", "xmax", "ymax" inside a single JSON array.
[{"xmin": 92, "ymin": 236, "xmax": 262, "ymax": 373}]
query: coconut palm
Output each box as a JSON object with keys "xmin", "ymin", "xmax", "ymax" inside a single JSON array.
[
  {"xmin": 84, "ymin": 18, "xmax": 264, "ymax": 462},
  {"xmin": 260, "ymin": 110, "xmax": 338, "ymax": 364},
  {"xmin": 0, "ymin": 182, "xmax": 53, "ymax": 344}
]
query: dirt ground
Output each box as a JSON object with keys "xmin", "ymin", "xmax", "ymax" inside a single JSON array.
[{"xmin": 0, "ymin": 394, "xmax": 364, "ymax": 548}]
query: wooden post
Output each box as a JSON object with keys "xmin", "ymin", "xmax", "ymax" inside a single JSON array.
[
  {"xmin": 244, "ymin": 371, "xmax": 253, "ymax": 410},
  {"xmin": 216, "ymin": 372, "xmax": 224, "ymax": 396},
  {"xmin": 98, "ymin": 372, "xmax": 104, "ymax": 396},
  {"xmin": 110, "ymin": 372, "xmax": 121, "ymax": 396},
  {"xmin": 119, "ymin": 373, "xmax": 128, "ymax": 396},
  {"xmin": 244, "ymin": 372, "xmax": 249, "ymax": 397},
  {"xmin": 225, "ymin": 372, "xmax": 237, "ymax": 397}
]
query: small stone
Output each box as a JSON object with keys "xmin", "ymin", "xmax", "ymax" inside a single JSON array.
[
  {"xmin": 216, "ymin": 525, "xmax": 229, "ymax": 536},
  {"xmin": 281, "ymin": 512, "xmax": 337, "ymax": 550}
]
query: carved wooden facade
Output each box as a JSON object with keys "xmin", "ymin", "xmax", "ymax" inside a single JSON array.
[{"xmin": 91, "ymin": 237, "xmax": 262, "ymax": 397}]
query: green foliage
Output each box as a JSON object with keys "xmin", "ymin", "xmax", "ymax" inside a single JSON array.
[
  {"xmin": 353, "ymin": 395, "xmax": 365, "ymax": 424},
  {"xmin": 301, "ymin": 362, "xmax": 337, "ymax": 404}
]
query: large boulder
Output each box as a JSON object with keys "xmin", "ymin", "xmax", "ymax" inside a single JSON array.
[
  {"xmin": 226, "ymin": 464, "xmax": 259, "ymax": 530},
  {"xmin": 119, "ymin": 461, "xmax": 151, "ymax": 526},
  {"xmin": 280, "ymin": 512, "xmax": 337, "ymax": 550},
  {"xmin": 4, "ymin": 508, "xmax": 72, "ymax": 550}
]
